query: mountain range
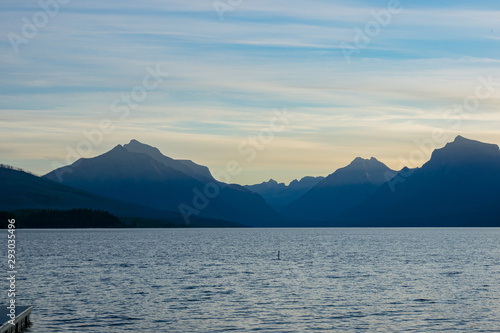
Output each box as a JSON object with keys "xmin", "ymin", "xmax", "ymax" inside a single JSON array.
[
  {"xmin": 337, "ymin": 136, "xmax": 500, "ymax": 227},
  {"xmin": 244, "ymin": 176, "xmax": 324, "ymax": 210},
  {"xmin": 44, "ymin": 140, "xmax": 280, "ymax": 226},
  {"xmin": 0, "ymin": 165, "xmax": 242, "ymax": 227},
  {"xmin": 282, "ymin": 157, "xmax": 397, "ymax": 222},
  {"xmin": 2, "ymin": 135, "xmax": 500, "ymax": 227}
]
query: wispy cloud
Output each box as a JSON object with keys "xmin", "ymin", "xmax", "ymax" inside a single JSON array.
[{"xmin": 1, "ymin": 0, "xmax": 500, "ymax": 183}]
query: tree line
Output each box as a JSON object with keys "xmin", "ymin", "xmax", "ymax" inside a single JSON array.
[{"xmin": 0, "ymin": 209, "xmax": 127, "ymax": 228}]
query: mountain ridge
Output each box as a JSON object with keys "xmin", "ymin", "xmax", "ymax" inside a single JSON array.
[
  {"xmin": 44, "ymin": 140, "xmax": 281, "ymax": 226},
  {"xmin": 3, "ymin": 135, "xmax": 500, "ymax": 227},
  {"xmin": 337, "ymin": 136, "xmax": 500, "ymax": 227},
  {"xmin": 245, "ymin": 176, "xmax": 324, "ymax": 210},
  {"xmin": 123, "ymin": 139, "xmax": 214, "ymax": 182},
  {"xmin": 0, "ymin": 166, "xmax": 242, "ymax": 227},
  {"xmin": 282, "ymin": 157, "xmax": 397, "ymax": 222}
]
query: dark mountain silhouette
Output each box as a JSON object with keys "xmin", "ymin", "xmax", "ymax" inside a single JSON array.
[
  {"xmin": 282, "ymin": 157, "xmax": 397, "ymax": 222},
  {"xmin": 123, "ymin": 139, "xmax": 214, "ymax": 182},
  {"xmin": 0, "ymin": 166, "xmax": 241, "ymax": 227},
  {"xmin": 11, "ymin": 209, "xmax": 125, "ymax": 228},
  {"xmin": 340, "ymin": 136, "xmax": 500, "ymax": 226},
  {"xmin": 45, "ymin": 144, "xmax": 202, "ymax": 210},
  {"xmin": 245, "ymin": 176, "xmax": 324, "ymax": 210},
  {"xmin": 1, "ymin": 165, "xmax": 146, "ymax": 213},
  {"xmin": 4, "ymin": 135, "xmax": 500, "ymax": 227},
  {"xmin": 44, "ymin": 140, "xmax": 280, "ymax": 226}
]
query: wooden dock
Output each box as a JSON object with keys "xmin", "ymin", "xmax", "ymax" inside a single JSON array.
[{"xmin": 0, "ymin": 306, "xmax": 32, "ymax": 333}]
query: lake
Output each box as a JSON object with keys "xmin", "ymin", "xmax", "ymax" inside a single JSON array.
[{"xmin": 3, "ymin": 228, "xmax": 500, "ymax": 332}]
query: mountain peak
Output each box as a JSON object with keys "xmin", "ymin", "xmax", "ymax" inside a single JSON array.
[
  {"xmin": 316, "ymin": 157, "xmax": 394, "ymax": 189},
  {"xmin": 124, "ymin": 139, "xmax": 157, "ymax": 151},
  {"xmin": 288, "ymin": 176, "xmax": 325, "ymax": 189},
  {"xmin": 107, "ymin": 144, "xmax": 127, "ymax": 155},
  {"xmin": 124, "ymin": 140, "xmax": 169, "ymax": 162},
  {"xmin": 447, "ymin": 135, "xmax": 498, "ymax": 153},
  {"xmin": 348, "ymin": 157, "xmax": 384, "ymax": 169},
  {"xmin": 127, "ymin": 139, "xmax": 145, "ymax": 147},
  {"xmin": 123, "ymin": 139, "xmax": 214, "ymax": 182},
  {"xmin": 349, "ymin": 157, "xmax": 368, "ymax": 166},
  {"xmin": 451, "ymin": 135, "xmax": 490, "ymax": 147},
  {"xmin": 425, "ymin": 136, "xmax": 500, "ymax": 169}
]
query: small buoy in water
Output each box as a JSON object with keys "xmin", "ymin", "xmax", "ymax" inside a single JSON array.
[{"xmin": 277, "ymin": 251, "xmax": 280, "ymax": 260}]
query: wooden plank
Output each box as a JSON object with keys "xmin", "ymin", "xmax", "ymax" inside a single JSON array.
[{"xmin": 0, "ymin": 306, "xmax": 32, "ymax": 333}]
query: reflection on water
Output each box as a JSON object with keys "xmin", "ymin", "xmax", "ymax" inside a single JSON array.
[{"xmin": 3, "ymin": 228, "xmax": 500, "ymax": 332}]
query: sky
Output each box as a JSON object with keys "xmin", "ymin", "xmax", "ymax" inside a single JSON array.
[{"xmin": 1, "ymin": 0, "xmax": 500, "ymax": 185}]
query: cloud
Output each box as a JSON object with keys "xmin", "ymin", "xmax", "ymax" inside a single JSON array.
[{"xmin": 1, "ymin": 0, "xmax": 500, "ymax": 183}]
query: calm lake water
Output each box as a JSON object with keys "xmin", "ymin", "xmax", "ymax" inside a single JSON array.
[{"xmin": 3, "ymin": 228, "xmax": 500, "ymax": 332}]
